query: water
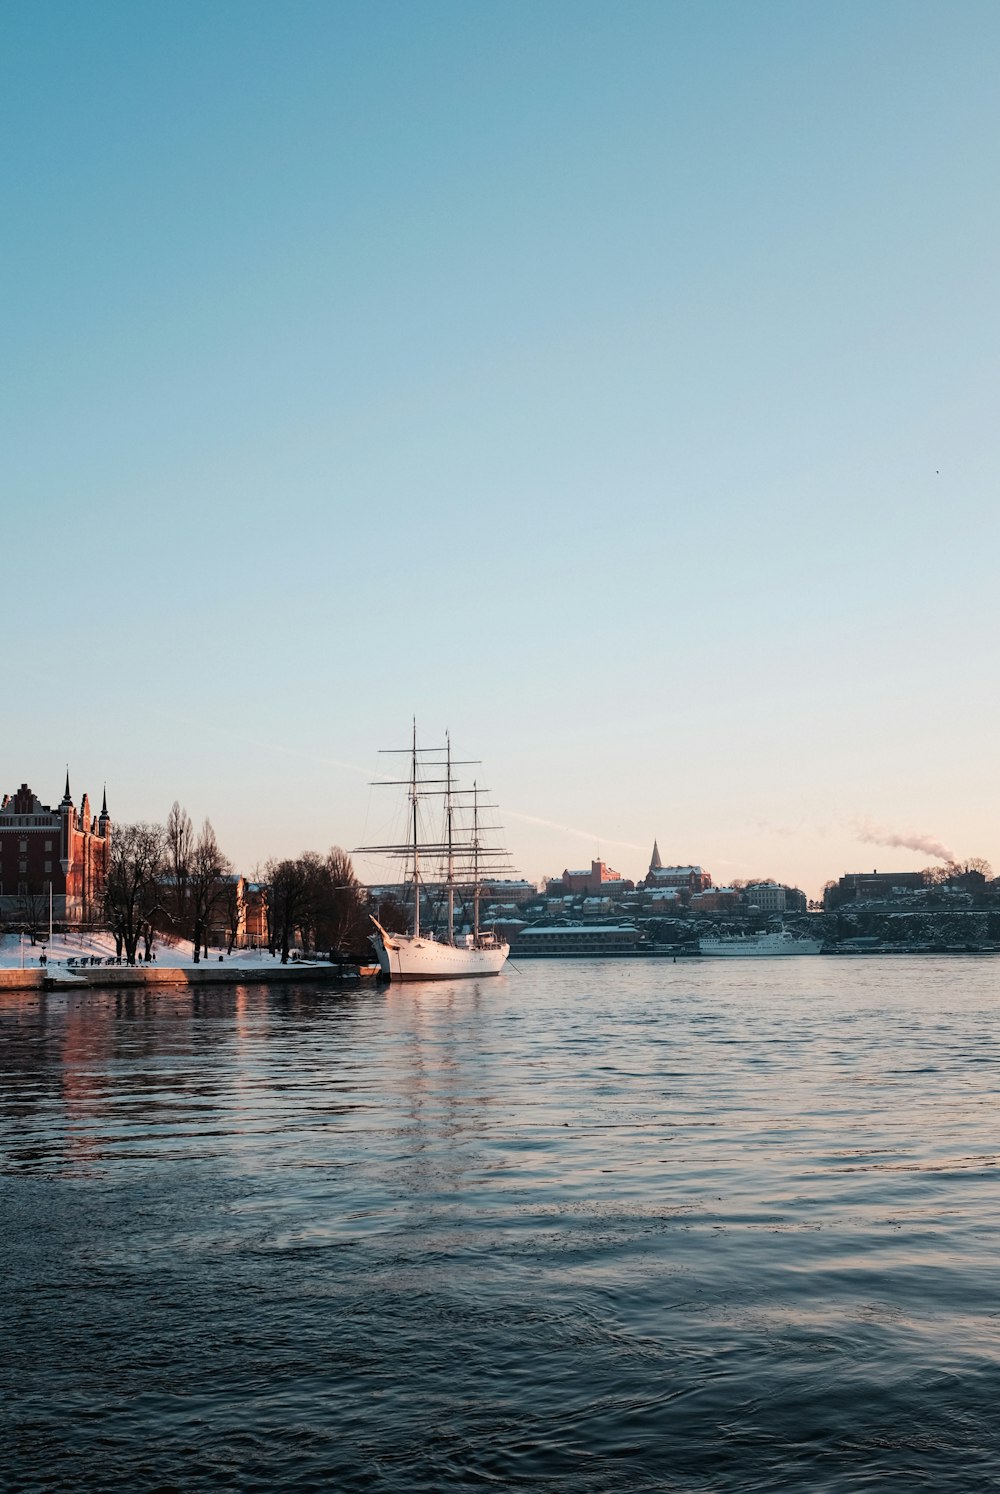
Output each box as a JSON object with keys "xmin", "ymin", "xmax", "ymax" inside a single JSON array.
[{"xmin": 2, "ymin": 957, "xmax": 1000, "ymax": 1491}]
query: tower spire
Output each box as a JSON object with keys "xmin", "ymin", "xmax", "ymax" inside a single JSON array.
[
  {"xmin": 100, "ymin": 783, "xmax": 108, "ymax": 818},
  {"xmin": 649, "ymin": 839, "xmax": 662, "ymax": 871},
  {"xmin": 62, "ymin": 767, "xmax": 72, "ymax": 805}
]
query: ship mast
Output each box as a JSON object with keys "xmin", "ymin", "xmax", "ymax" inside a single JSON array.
[
  {"xmin": 446, "ymin": 731, "xmax": 455, "ymax": 945},
  {"xmin": 410, "ymin": 717, "xmax": 420, "ymax": 938},
  {"xmin": 472, "ymin": 780, "xmax": 480, "ymax": 940},
  {"xmin": 355, "ymin": 728, "xmax": 513, "ymax": 951}
]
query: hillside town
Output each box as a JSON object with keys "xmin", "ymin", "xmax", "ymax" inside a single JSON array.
[
  {"xmin": 463, "ymin": 845, "xmax": 1000, "ymax": 956},
  {"xmin": 2, "ymin": 775, "xmax": 997, "ymax": 963}
]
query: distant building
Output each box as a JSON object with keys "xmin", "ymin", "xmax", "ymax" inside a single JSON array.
[
  {"xmin": 479, "ymin": 879, "xmax": 538, "ymax": 904},
  {"xmin": 745, "ymin": 882, "xmax": 786, "ymax": 914},
  {"xmin": 643, "ymin": 850, "xmax": 711, "ymax": 892},
  {"xmin": 491, "ymin": 916, "xmax": 528, "ymax": 942},
  {"xmin": 581, "ymin": 896, "xmax": 614, "ymax": 920},
  {"xmin": 236, "ymin": 877, "xmax": 268, "ymax": 947},
  {"xmin": 783, "ymin": 886, "xmax": 808, "ymax": 915},
  {"xmin": 825, "ymin": 870, "xmax": 926, "ymax": 909},
  {"xmin": 690, "ymin": 887, "xmax": 742, "ymax": 913},
  {"xmin": 514, "ymin": 924, "xmax": 643, "ymax": 956},
  {"xmin": 646, "ymin": 887, "xmax": 681, "ymax": 908},
  {"xmin": 556, "ymin": 860, "xmax": 634, "ymax": 895},
  {"xmin": 0, "ymin": 774, "xmax": 111, "ymax": 925}
]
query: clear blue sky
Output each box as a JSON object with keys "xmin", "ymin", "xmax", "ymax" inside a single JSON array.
[{"xmin": 3, "ymin": 0, "xmax": 998, "ymax": 894}]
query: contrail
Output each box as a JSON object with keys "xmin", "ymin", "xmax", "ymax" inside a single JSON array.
[
  {"xmin": 148, "ymin": 709, "xmax": 371, "ymax": 778},
  {"xmin": 507, "ymin": 809, "xmax": 648, "ymax": 855},
  {"xmin": 855, "ymin": 817, "xmax": 955, "ymax": 864},
  {"xmin": 148, "ymin": 712, "xmax": 647, "ymax": 856}
]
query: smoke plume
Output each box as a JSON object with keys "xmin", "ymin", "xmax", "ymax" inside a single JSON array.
[{"xmin": 855, "ymin": 818, "xmax": 955, "ymax": 864}]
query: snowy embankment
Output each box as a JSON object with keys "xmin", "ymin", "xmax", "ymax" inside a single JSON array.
[
  {"xmin": 0, "ymin": 926, "xmax": 343, "ymax": 986},
  {"xmin": 0, "ymin": 930, "xmax": 328, "ymax": 973}
]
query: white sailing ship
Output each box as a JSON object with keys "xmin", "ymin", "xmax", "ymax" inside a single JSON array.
[
  {"xmin": 699, "ymin": 929, "xmax": 823, "ymax": 957},
  {"xmin": 358, "ymin": 725, "xmax": 512, "ymax": 982}
]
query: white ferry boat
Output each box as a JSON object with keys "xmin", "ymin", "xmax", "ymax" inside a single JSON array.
[{"xmin": 699, "ymin": 929, "xmax": 823, "ymax": 958}]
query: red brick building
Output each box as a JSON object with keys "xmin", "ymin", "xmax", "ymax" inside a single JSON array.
[
  {"xmin": 553, "ymin": 860, "xmax": 633, "ymax": 895},
  {"xmin": 0, "ymin": 774, "xmax": 111, "ymax": 925}
]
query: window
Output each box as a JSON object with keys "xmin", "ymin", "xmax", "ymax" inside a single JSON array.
[
  {"xmin": 44, "ymin": 860, "xmax": 52, "ymax": 874},
  {"xmin": 19, "ymin": 860, "xmax": 28, "ymax": 874},
  {"xmin": 19, "ymin": 839, "xmax": 27, "ymax": 853},
  {"xmin": 45, "ymin": 839, "xmax": 52, "ymax": 851}
]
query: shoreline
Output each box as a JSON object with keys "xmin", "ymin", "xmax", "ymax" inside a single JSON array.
[{"xmin": 0, "ymin": 962, "xmax": 364, "ymax": 993}]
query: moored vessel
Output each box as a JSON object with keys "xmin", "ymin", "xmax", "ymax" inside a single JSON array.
[
  {"xmin": 698, "ymin": 928, "xmax": 823, "ymax": 957},
  {"xmin": 357, "ymin": 725, "xmax": 513, "ymax": 981},
  {"xmin": 369, "ymin": 918, "xmax": 508, "ymax": 980}
]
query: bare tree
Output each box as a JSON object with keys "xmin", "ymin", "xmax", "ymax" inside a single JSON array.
[
  {"xmin": 165, "ymin": 801, "xmax": 194, "ymax": 935},
  {"xmin": 268, "ymin": 849, "xmax": 370, "ymax": 958},
  {"xmin": 323, "ymin": 848, "xmax": 368, "ymax": 956},
  {"xmin": 104, "ymin": 823, "xmax": 166, "ymax": 965},
  {"xmin": 266, "ymin": 857, "xmax": 312, "ymax": 964},
  {"xmin": 308, "ymin": 855, "xmax": 334, "ymax": 952},
  {"xmin": 188, "ymin": 819, "xmax": 231, "ymax": 963},
  {"xmin": 17, "ymin": 884, "xmax": 48, "ymax": 945},
  {"xmin": 222, "ymin": 876, "xmax": 242, "ymax": 954},
  {"xmin": 261, "ymin": 871, "xmax": 277, "ymax": 953}
]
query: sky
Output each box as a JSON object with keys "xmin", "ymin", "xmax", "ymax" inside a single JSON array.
[{"xmin": 3, "ymin": 0, "xmax": 999, "ymax": 896}]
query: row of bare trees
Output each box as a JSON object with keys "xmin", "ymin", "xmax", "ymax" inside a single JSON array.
[
  {"xmin": 103, "ymin": 822, "xmax": 165, "ymax": 964},
  {"xmin": 262, "ymin": 849, "xmax": 370, "ymax": 963},
  {"xmin": 925, "ymin": 858, "xmax": 993, "ymax": 884},
  {"xmin": 102, "ymin": 804, "xmax": 370, "ymax": 964},
  {"xmin": 102, "ymin": 811, "xmax": 230, "ymax": 965},
  {"xmin": 163, "ymin": 803, "xmax": 232, "ymax": 959}
]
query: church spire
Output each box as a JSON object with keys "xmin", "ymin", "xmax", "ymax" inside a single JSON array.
[
  {"xmin": 649, "ymin": 839, "xmax": 662, "ymax": 871},
  {"xmin": 61, "ymin": 767, "xmax": 72, "ymax": 805},
  {"xmin": 100, "ymin": 784, "xmax": 109, "ymax": 819}
]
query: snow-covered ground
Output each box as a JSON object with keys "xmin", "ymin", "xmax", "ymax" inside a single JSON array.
[{"xmin": 0, "ymin": 930, "xmax": 322, "ymax": 970}]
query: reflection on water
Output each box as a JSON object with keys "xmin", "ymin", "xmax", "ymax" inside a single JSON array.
[{"xmin": 2, "ymin": 959, "xmax": 1000, "ymax": 1490}]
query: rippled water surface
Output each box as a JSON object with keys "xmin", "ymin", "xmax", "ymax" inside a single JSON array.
[{"xmin": 3, "ymin": 958, "xmax": 1000, "ymax": 1491}]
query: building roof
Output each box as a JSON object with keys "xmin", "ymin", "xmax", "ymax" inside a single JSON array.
[{"xmin": 519, "ymin": 924, "xmax": 638, "ymax": 936}]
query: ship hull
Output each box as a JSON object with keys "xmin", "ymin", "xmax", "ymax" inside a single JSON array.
[{"xmin": 372, "ymin": 930, "xmax": 509, "ymax": 981}]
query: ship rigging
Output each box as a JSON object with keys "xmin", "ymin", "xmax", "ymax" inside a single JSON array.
[{"xmin": 355, "ymin": 723, "xmax": 515, "ymax": 981}]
